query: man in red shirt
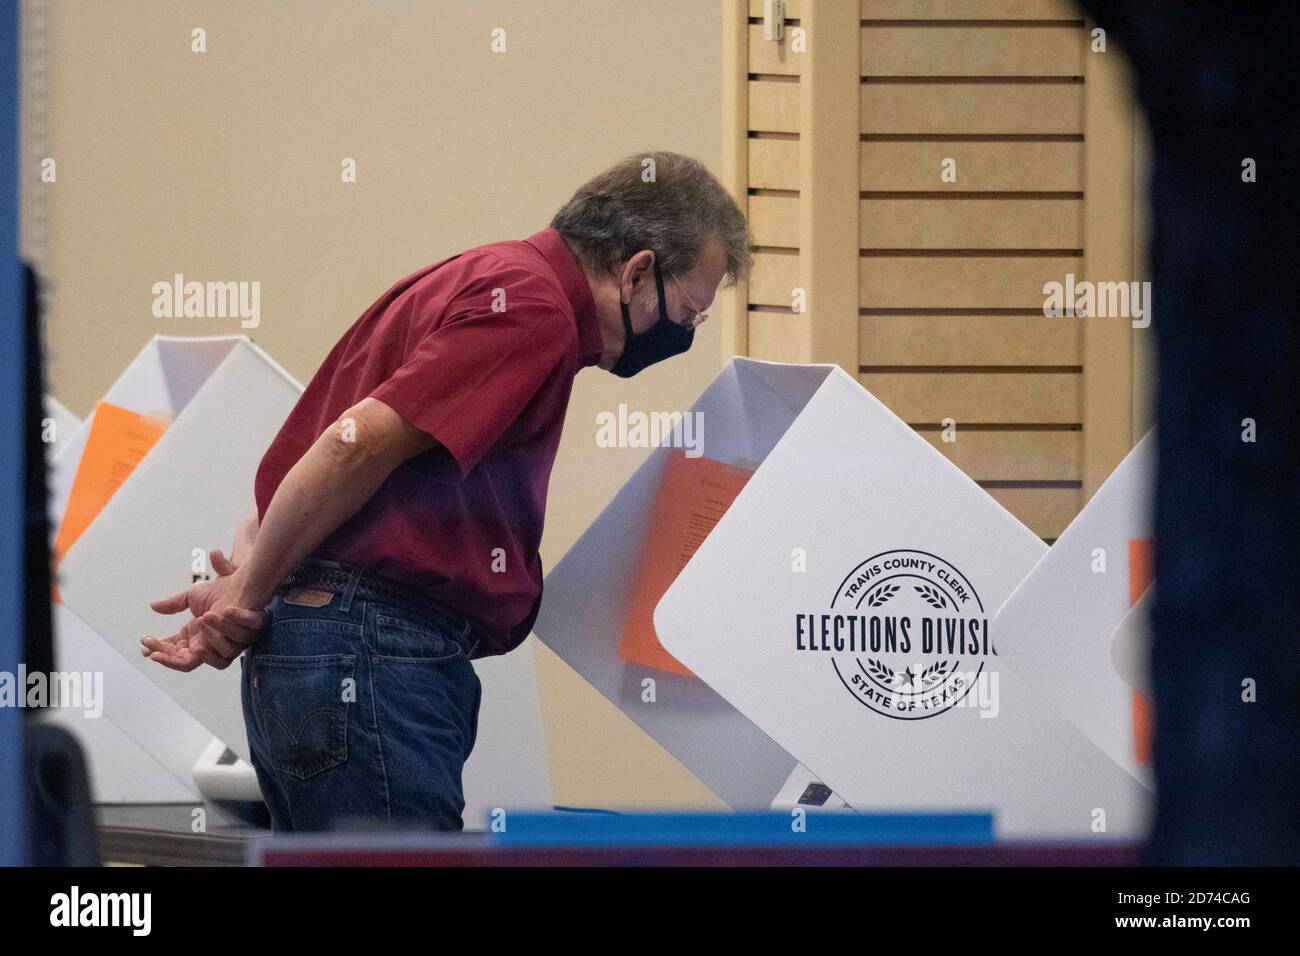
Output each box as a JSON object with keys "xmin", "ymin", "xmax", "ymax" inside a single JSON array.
[{"xmin": 139, "ymin": 152, "xmax": 752, "ymax": 831}]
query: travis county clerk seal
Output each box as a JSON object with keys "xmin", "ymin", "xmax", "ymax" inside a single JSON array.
[{"xmin": 794, "ymin": 550, "xmax": 993, "ymax": 721}]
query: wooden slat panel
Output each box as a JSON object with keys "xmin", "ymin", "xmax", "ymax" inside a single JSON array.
[
  {"xmin": 861, "ymin": 198, "xmax": 1081, "ymax": 248},
  {"xmin": 861, "ymin": 26, "xmax": 1083, "ymax": 76},
  {"xmin": 861, "ymin": 84, "xmax": 1082, "ymax": 134},
  {"xmin": 861, "ymin": 141, "xmax": 1082, "ymax": 191},
  {"xmin": 748, "ymin": 312, "xmax": 814, "ymax": 363},
  {"xmin": 986, "ymin": 487, "xmax": 1081, "ymax": 539},
  {"xmin": 858, "ymin": 0, "xmax": 1079, "ymax": 18},
  {"xmin": 749, "ymin": 194, "xmax": 799, "ymax": 247},
  {"xmin": 747, "ymin": 0, "xmax": 807, "ymax": 16},
  {"xmin": 800, "ymin": 0, "xmax": 862, "ymax": 371},
  {"xmin": 860, "ymin": 255, "xmax": 1076, "ymax": 308},
  {"xmin": 919, "ymin": 429, "xmax": 1081, "ymax": 481},
  {"xmin": 860, "ymin": 315, "xmax": 1081, "ymax": 364},
  {"xmin": 750, "ymin": 80, "xmax": 799, "ymax": 133},
  {"xmin": 1081, "ymin": 21, "xmax": 1137, "ymax": 498},
  {"xmin": 859, "ymin": 371, "xmax": 1081, "ymax": 422},
  {"xmin": 723, "ymin": 0, "xmax": 750, "ymax": 360},
  {"xmin": 750, "ymin": 251, "xmax": 799, "ymax": 306},
  {"xmin": 746, "ymin": 0, "xmax": 1079, "ymax": 19},
  {"xmin": 748, "ymin": 24, "xmax": 801, "ymax": 76},
  {"xmin": 750, "ymin": 138, "xmax": 799, "ymax": 190}
]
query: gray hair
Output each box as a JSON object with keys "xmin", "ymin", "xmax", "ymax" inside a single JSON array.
[{"xmin": 550, "ymin": 151, "xmax": 752, "ymax": 285}]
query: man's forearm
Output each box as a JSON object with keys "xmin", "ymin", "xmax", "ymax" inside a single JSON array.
[
  {"xmin": 231, "ymin": 497, "xmax": 259, "ymax": 565},
  {"xmin": 230, "ymin": 409, "xmax": 415, "ymax": 609}
]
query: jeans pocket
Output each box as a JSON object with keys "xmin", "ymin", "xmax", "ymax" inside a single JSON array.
[
  {"xmin": 251, "ymin": 652, "xmax": 355, "ymax": 780},
  {"xmin": 371, "ymin": 613, "xmax": 467, "ymax": 663}
]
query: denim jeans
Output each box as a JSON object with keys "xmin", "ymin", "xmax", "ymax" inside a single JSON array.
[{"xmin": 239, "ymin": 564, "xmax": 482, "ymax": 832}]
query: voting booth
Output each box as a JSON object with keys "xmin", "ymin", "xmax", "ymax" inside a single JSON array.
[
  {"xmin": 538, "ymin": 358, "xmax": 1149, "ymax": 839},
  {"xmin": 51, "ymin": 336, "xmax": 257, "ymax": 802},
  {"xmin": 995, "ymin": 432, "xmax": 1156, "ymax": 788},
  {"xmin": 535, "ymin": 361, "xmax": 837, "ymax": 809},
  {"xmin": 54, "ymin": 335, "xmax": 553, "ymax": 824}
]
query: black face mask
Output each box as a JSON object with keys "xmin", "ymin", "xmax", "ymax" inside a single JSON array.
[{"xmin": 610, "ymin": 262, "xmax": 695, "ymax": 377}]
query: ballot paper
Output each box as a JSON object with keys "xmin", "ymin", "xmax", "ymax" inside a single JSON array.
[
  {"xmin": 655, "ymin": 367, "xmax": 1149, "ymax": 838},
  {"xmin": 54, "ymin": 401, "xmax": 168, "ymax": 566},
  {"xmin": 619, "ymin": 451, "xmax": 754, "ymax": 677}
]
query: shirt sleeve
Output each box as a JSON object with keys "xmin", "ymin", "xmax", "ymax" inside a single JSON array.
[{"xmin": 368, "ymin": 299, "xmax": 576, "ymax": 477}]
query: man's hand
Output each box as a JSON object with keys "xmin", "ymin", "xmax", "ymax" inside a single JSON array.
[{"xmin": 140, "ymin": 549, "xmax": 268, "ymax": 672}]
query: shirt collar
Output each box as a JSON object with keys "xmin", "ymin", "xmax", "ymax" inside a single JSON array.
[{"xmin": 524, "ymin": 228, "xmax": 603, "ymax": 368}]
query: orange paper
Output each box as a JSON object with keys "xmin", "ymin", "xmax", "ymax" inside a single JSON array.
[
  {"xmin": 1128, "ymin": 538, "xmax": 1154, "ymax": 765},
  {"xmin": 53, "ymin": 401, "xmax": 168, "ymax": 579},
  {"xmin": 618, "ymin": 450, "xmax": 754, "ymax": 677}
]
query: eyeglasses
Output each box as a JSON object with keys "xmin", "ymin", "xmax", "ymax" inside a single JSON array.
[{"xmin": 669, "ymin": 274, "xmax": 709, "ymax": 330}]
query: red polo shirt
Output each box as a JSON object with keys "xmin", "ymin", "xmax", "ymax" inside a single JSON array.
[{"xmin": 253, "ymin": 228, "xmax": 603, "ymax": 657}]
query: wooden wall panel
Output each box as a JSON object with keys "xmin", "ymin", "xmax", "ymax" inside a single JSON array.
[
  {"xmin": 748, "ymin": 193, "xmax": 798, "ymax": 247},
  {"xmin": 861, "ymin": 84, "xmax": 1083, "ymax": 134},
  {"xmin": 859, "ymin": 256, "xmax": 1078, "ymax": 309},
  {"xmin": 986, "ymin": 487, "xmax": 1081, "ymax": 539},
  {"xmin": 860, "ymin": 141, "xmax": 1083, "ymax": 192},
  {"xmin": 861, "ymin": 26, "xmax": 1084, "ymax": 77},
  {"xmin": 721, "ymin": 0, "xmax": 750, "ymax": 360},
  {"xmin": 859, "ymin": 371, "xmax": 1081, "ymax": 423},
  {"xmin": 799, "ymin": 0, "xmax": 861, "ymax": 373},
  {"xmin": 747, "ymin": 0, "xmax": 809, "ymax": 17},
  {"xmin": 750, "ymin": 137, "xmax": 799, "ymax": 190},
  {"xmin": 746, "ymin": 0, "xmax": 1079, "ymax": 16},
  {"xmin": 748, "ymin": 24, "xmax": 801, "ymax": 76},
  {"xmin": 858, "ymin": 0, "xmax": 1078, "ymax": 17},
  {"xmin": 1080, "ymin": 21, "xmax": 1137, "ymax": 498},
  {"xmin": 749, "ymin": 80, "xmax": 798, "ymax": 134},
  {"xmin": 920, "ymin": 430, "xmax": 1082, "ymax": 481},
  {"xmin": 750, "ymin": 250, "xmax": 799, "ymax": 306},
  {"xmin": 861, "ymin": 315, "xmax": 1082, "ymax": 365},
  {"xmin": 734, "ymin": 0, "xmax": 1137, "ymax": 539},
  {"xmin": 749, "ymin": 311, "xmax": 814, "ymax": 363},
  {"xmin": 861, "ymin": 197, "xmax": 1082, "ymax": 248}
]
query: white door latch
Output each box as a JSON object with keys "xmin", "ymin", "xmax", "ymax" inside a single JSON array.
[{"xmin": 763, "ymin": 0, "xmax": 786, "ymax": 42}]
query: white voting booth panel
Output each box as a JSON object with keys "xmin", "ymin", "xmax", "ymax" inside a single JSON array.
[
  {"xmin": 49, "ymin": 605, "xmax": 200, "ymax": 803},
  {"xmin": 464, "ymin": 641, "xmax": 553, "ymax": 825},
  {"xmin": 994, "ymin": 432, "xmax": 1155, "ymax": 787},
  {"xmin": 1111, "ymin": 590, "xmax": 1153, "ymax": 695},
  {"xmin": 50, "ymin": 336, "xmax": 246, "ymax": 802},
  {"xmin": 57, "ymin": 335, "xmax": 553, "ymax": 821},
  {"xmin": 44, "ymin": 397, "xmax": 189, "ymax": 803},
  {"xmin": 534, "ymin": 360, "xmax": 840, "ymax": 808},
  {"xmin": 43, "ymin": 395, "xmax": 81, "ymax": 460},
  {"xmin": 655, "ymin": 362, "xmax": 1149, "ymax": 839}
]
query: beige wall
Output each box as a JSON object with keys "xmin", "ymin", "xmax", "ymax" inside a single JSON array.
[{"xmin": 32, "ymin": 0, "xmax": 729, "ymax": 808}]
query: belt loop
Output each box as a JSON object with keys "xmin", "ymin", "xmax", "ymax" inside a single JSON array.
[{"xmin": 339, "ymin": 565, "xmax": 364, "ymax": 613}]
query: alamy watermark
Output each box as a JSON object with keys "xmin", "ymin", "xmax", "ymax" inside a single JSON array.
[
  {"xmin": 1042, "ymin": 273, "xmax": 1151, "ymax": 328},
  {"xmin": 0, "ymin": 667, "xmax": 103, "ymax": 717},
  {"xmin": 152, "ymin": 273, "xmax": 260, "ymax": 328},
  {"xmin": 595, "ymin": 404, "xmax": 703, "ymax": 457}
]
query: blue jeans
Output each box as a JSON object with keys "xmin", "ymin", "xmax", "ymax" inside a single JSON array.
[{"xmin": 239, "ymin": 565, "xmax": 482, "ymax": 832}]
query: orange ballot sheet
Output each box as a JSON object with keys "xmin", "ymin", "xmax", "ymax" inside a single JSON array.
[
  {"xmin": 1128, "ymin": 538, "xmax": 1154, "ymax": 766},
  {"xmin": 619, "ymin": 450, "xmax": 754, "ymax": 677},
  {"xmin": 54, "ymin": 401, "xmax": 168, "ymax": 567}
]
